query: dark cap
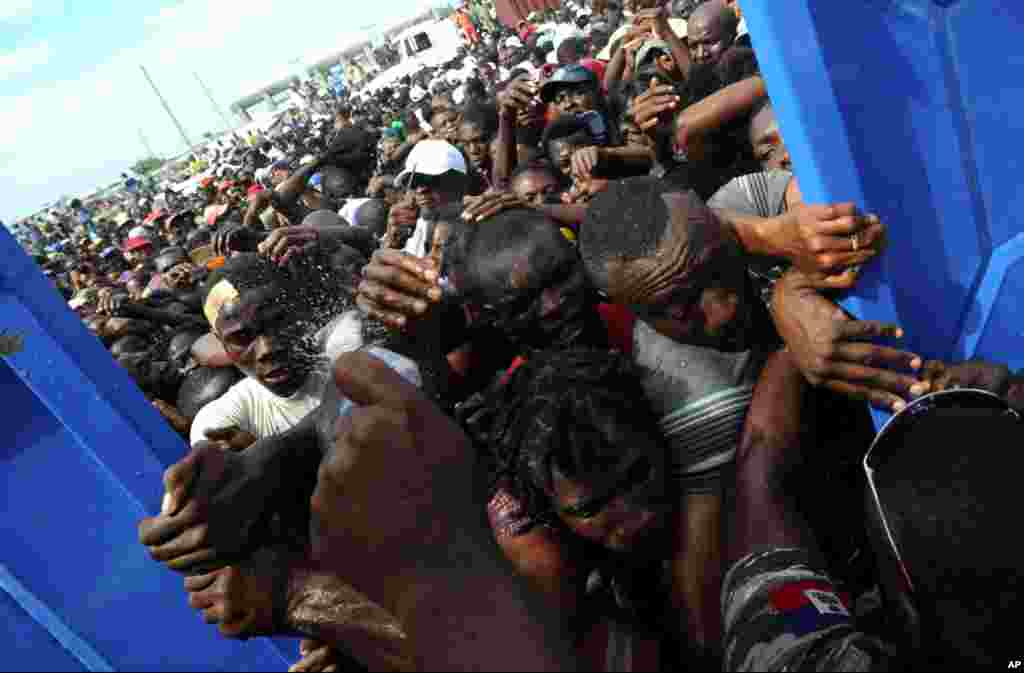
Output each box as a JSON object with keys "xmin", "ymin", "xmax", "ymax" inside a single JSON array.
[{"xmin": 539, "ymin": 64, "xmax": 599, "ymax": 103}]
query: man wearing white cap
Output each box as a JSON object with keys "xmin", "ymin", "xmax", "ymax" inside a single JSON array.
[{"xmin": 392, "ymin": 140, "xmax": 469, "ymax": 259}]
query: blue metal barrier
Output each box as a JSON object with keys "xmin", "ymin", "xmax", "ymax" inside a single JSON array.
[
  {"xmin": 0, "ymin": 226, "xmax": 294, "ymax": 670},
  {"xmin": 744, "ymin": 0, "xmax": 1024, "ymax": 426}
]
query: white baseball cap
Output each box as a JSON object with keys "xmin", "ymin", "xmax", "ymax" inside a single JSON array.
[{"xmin": 396, "ymin": 140, "xmax": 467, "ymax": 188}]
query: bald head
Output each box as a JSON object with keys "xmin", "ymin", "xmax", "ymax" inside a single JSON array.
[{"xmin": 687, "ymin": 0, "xmax": 738, "ymax": 66}]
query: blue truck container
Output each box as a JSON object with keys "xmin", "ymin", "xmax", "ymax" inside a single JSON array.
[
  {"xmin": 0, "ymin": 225, "xmax": 296, "ymax": 670},
  {"xmin": 742, "ymin": 0, "xmax": 1023, "ymax": 426},
  {"xmin": 2, "ymin": 0, "xmax": 1022, "ymax": 667}
]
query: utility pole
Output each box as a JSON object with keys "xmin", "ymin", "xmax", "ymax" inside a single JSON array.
[
  {"xmin": 137, "ymin": 127, "xmax": 156, "ymax": 158},
  {"xmin": 139, "ymin": 64, "xmax": 195, "ymax": 152},
  {"xmin": 193, "ymin": 71, "xmax": 234, "ymax": 133}
]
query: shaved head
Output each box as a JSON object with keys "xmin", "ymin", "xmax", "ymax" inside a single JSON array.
[{"xmin": 687, "ymin": 0, "xmax": 738, "ymax": 66}]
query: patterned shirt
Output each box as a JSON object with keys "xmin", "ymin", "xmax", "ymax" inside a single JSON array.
[
  {"xmin": 722, "ymin": 548, "xmax": 898, "ymax": 671},
  {"xmin": 633, "ymin": 320, "xmax": 766, "ymax": 495}
]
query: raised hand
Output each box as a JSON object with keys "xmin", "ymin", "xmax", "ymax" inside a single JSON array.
[
  {"xmin": 632, "ymin": 77, "xmax": 680, "ymax": 134},
  {"xmin": 771, "ymin": 268, "xmax": 929, "ymax": 412},
  {"xmin": 461, "ymin": 191, "xmax": 529, "ymax": 222},
  {"xmin": 310, "ymin": 351, "xmax": 477, "ymax": 616},
  {"xmin": 257, "ymin": 226, "xmax": 319, "ymax": 266},
  {"xmin": 138, "ymin": 443, "xmax": 277, "ymax": 575},
  {"xmin": 357, "ymin": 249, "xmax": 442, "ymax": 333}
]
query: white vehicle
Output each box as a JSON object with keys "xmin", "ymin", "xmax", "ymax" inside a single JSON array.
[{"xmin": 366, "ymin": 20, "xmax": 463, "ymax": 93}]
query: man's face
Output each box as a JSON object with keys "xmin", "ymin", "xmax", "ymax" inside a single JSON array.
[
  {"xmin": 271, "ymin": 168, "xmax": 290, "ymax": 187},
  {"xmin": 410, "ymin": 171, "xmax": 465, "ymax": 214},
  {"xmin": 550, "ymin": 446, "xmax": 669, "ymax": 553},
  {"xmin": 210, "ymin": 282, "xmax": 307, "ymax": 398},
  {"xmin": 552, "ymin": 83, "xmax": 597, "ymax": 115},
  {"xmin": 126, "ymin": 245, "xmax": 153, "ymax": 264},
  {"xmin": 687, "ymin": 10, "xmax": 734, "ymax": 66},
  {"xmin": 607, "ymin": 192, "xmax": 746, "ymax": 347},
  {"xmin": 512, "ymin": 170, "xmax": 561, "ymax": 207},
  {"xmin": 431, "ymin": 110, "xmax": 461, "ymax": 145},
  {"xmin": 457, "ymin": 121, "xmax": 492, "ymax": 173},
  {"xmin": 749, "ymin": 105, "xmax": 792, "ymax": 172},
  {"xmin": 380, "ymin": 138, "xmax": 401, "ymax": 162}
]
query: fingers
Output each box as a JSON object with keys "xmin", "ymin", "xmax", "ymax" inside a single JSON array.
[
  {"xmin": 463, "ymin": 194, "xmax": 522, "ymax": 221},
  {"xmin": 139, "ymin": 499, "xmax": 202, "ymax": 547},
  {"xmin": 289, "ymin": 645, "xmax": 337, "ymax": 673},
  {"xmin": 358, "ymin": 279, "xmax": 430, "ymax": 318},
  {"xmin": 835, "ymin": 320, "xmax": 905, "ymax": 343},
  {"xmin": 823, "ymin": 379, "xmax": 909, "ymax": 413},
  {"xmin": 356, "ymin": 295, "xmax": 408, "ymax": 331},
  {"xmin": 160, "ymin": 448, "xmax": 202, "ymax": 516},
  {"xmin": 362, "ymin": 260, "xmax": 439, "ymax": 301},
  {"xmin": 370, "ymin": 249, "xmax": 439, "ymax": 283},
  {"xmin": 165, "ymin": 547, "xmax": 222, "ymax": 574},
  {"xmin": 333, "ymin": 350, "xmax": 425, "ymax": 410},
  {"xmin": 147, "ymin": 519, "xmax": 210, "ymax": 563},
  {"xmin": 184, "ymin": 572, "xmax": 219, "ymax": 593},
  {"xmin": 834, "ymin": 342, "xmax": 924, "ymax": 374},
  {"xmin": 919, "ymin": 360, "xmax": 949, "ymax": 390}
]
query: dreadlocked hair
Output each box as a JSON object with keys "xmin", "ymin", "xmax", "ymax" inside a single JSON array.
[{"xmin": 457, "ymin": 347, "xmax": 657, "ymax": 524}]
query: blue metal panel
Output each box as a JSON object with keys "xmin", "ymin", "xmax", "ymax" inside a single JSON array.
[
  {"xmin": 743, "ymin": 0, "xmax": 1024, "ymax": 426},
  {"xmin": 0, "ymin": 226, "xmax": 294, "ymax": 669},
  {"xmin": 0, "ymin": 585, "xmax": 90, "ymax": 672}
]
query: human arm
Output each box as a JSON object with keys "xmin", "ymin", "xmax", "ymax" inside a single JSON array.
[
  {"xmin": 256, "ymin": 218, "xmax": 377, "ymax": 266},
  {"xmin": 729, "ymin": 348, "xmax": 815, "ymax": 563},
  {"xmin": 714, "ymin": 201, "xmax": 886, "ymax": 286},
  {"xmin": 570, "ymin": 143, "xmax": 653, "ymax": 179},
  {"xmin": 675, "ymin": 76, "xmax": 766, "ymax": 154},
  {"xmin": 138, "ymin": 411, "xmax": 324, "ymax": 575},
  {"xmin": 309, "ymin": 352, "xmax": 577, "ymax": 671},
  {"xmin": 153, "ymin": 399, "xmax": 192, "ymax": 438},
  {"xmin": 639, "ymin": 5, "xmax": 692, "ymax": 81},
  {"xmin": 494, "ymin": 110, "xmax": 518, "ymax": 192},
  {"xmin": 770, "ymin": 268, "xmax": 928, "ymax": 412}
]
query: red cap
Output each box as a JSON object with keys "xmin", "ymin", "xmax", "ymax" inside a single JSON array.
[{"xmin": 123, "ymin": 237, "xmax": 153, "ymax": 252}]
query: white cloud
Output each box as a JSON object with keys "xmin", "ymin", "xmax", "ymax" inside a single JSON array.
[
  {"xmin": 0, "ymin": 41, "xmax": 51, "ymax": 79},
  {"xmin": 0, "ymin": 0, "xmax": 35, "ymax": 23},
  {"xmin": 0, "ymin": 0, "xmax": 429, "ymax": 221}
]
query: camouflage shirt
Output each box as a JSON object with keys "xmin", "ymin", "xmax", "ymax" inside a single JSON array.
[{"xmin": 722, "ymin": 548, "xmax": 899, "ymax": 671}]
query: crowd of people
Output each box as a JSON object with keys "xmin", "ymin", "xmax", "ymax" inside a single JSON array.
[{"xmin": 14, "ymin": 0, "xmax": 1024, "ymax": 670}]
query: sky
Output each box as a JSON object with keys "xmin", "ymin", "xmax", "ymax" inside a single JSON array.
[{"xmin": 0, "ymin": 0, "xmax": 444, "ymax": 223}]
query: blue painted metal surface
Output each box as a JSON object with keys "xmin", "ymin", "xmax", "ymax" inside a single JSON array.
[
  {"xmin": 743, "ymin": 0, "xmax": 1024, "ymax": 427},
  {"xmin": 0, "ymin": 226, "xmax": 295, "ymax": 671}
]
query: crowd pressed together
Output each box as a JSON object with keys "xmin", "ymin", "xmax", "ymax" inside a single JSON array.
[{"xmin": 17, "ymin": 0, "xmax": 1024, "ymax": 670}]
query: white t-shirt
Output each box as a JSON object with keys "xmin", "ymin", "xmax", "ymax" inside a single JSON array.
[
  {"xmin": 403, "ymin": 217, "xmax": 434, "ymax": 259},
  {"xmin": 190, "ymin": 310, "xmax": 364, "ymax": 445},
  {"xmin": 339, "ymin": 198, "xmax": 372, "ymax": 227}
]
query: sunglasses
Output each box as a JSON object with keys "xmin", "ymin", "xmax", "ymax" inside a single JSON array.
[{"xmin": 863, "ymin": 388, "xmax": 1020, "ymax": 594}]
